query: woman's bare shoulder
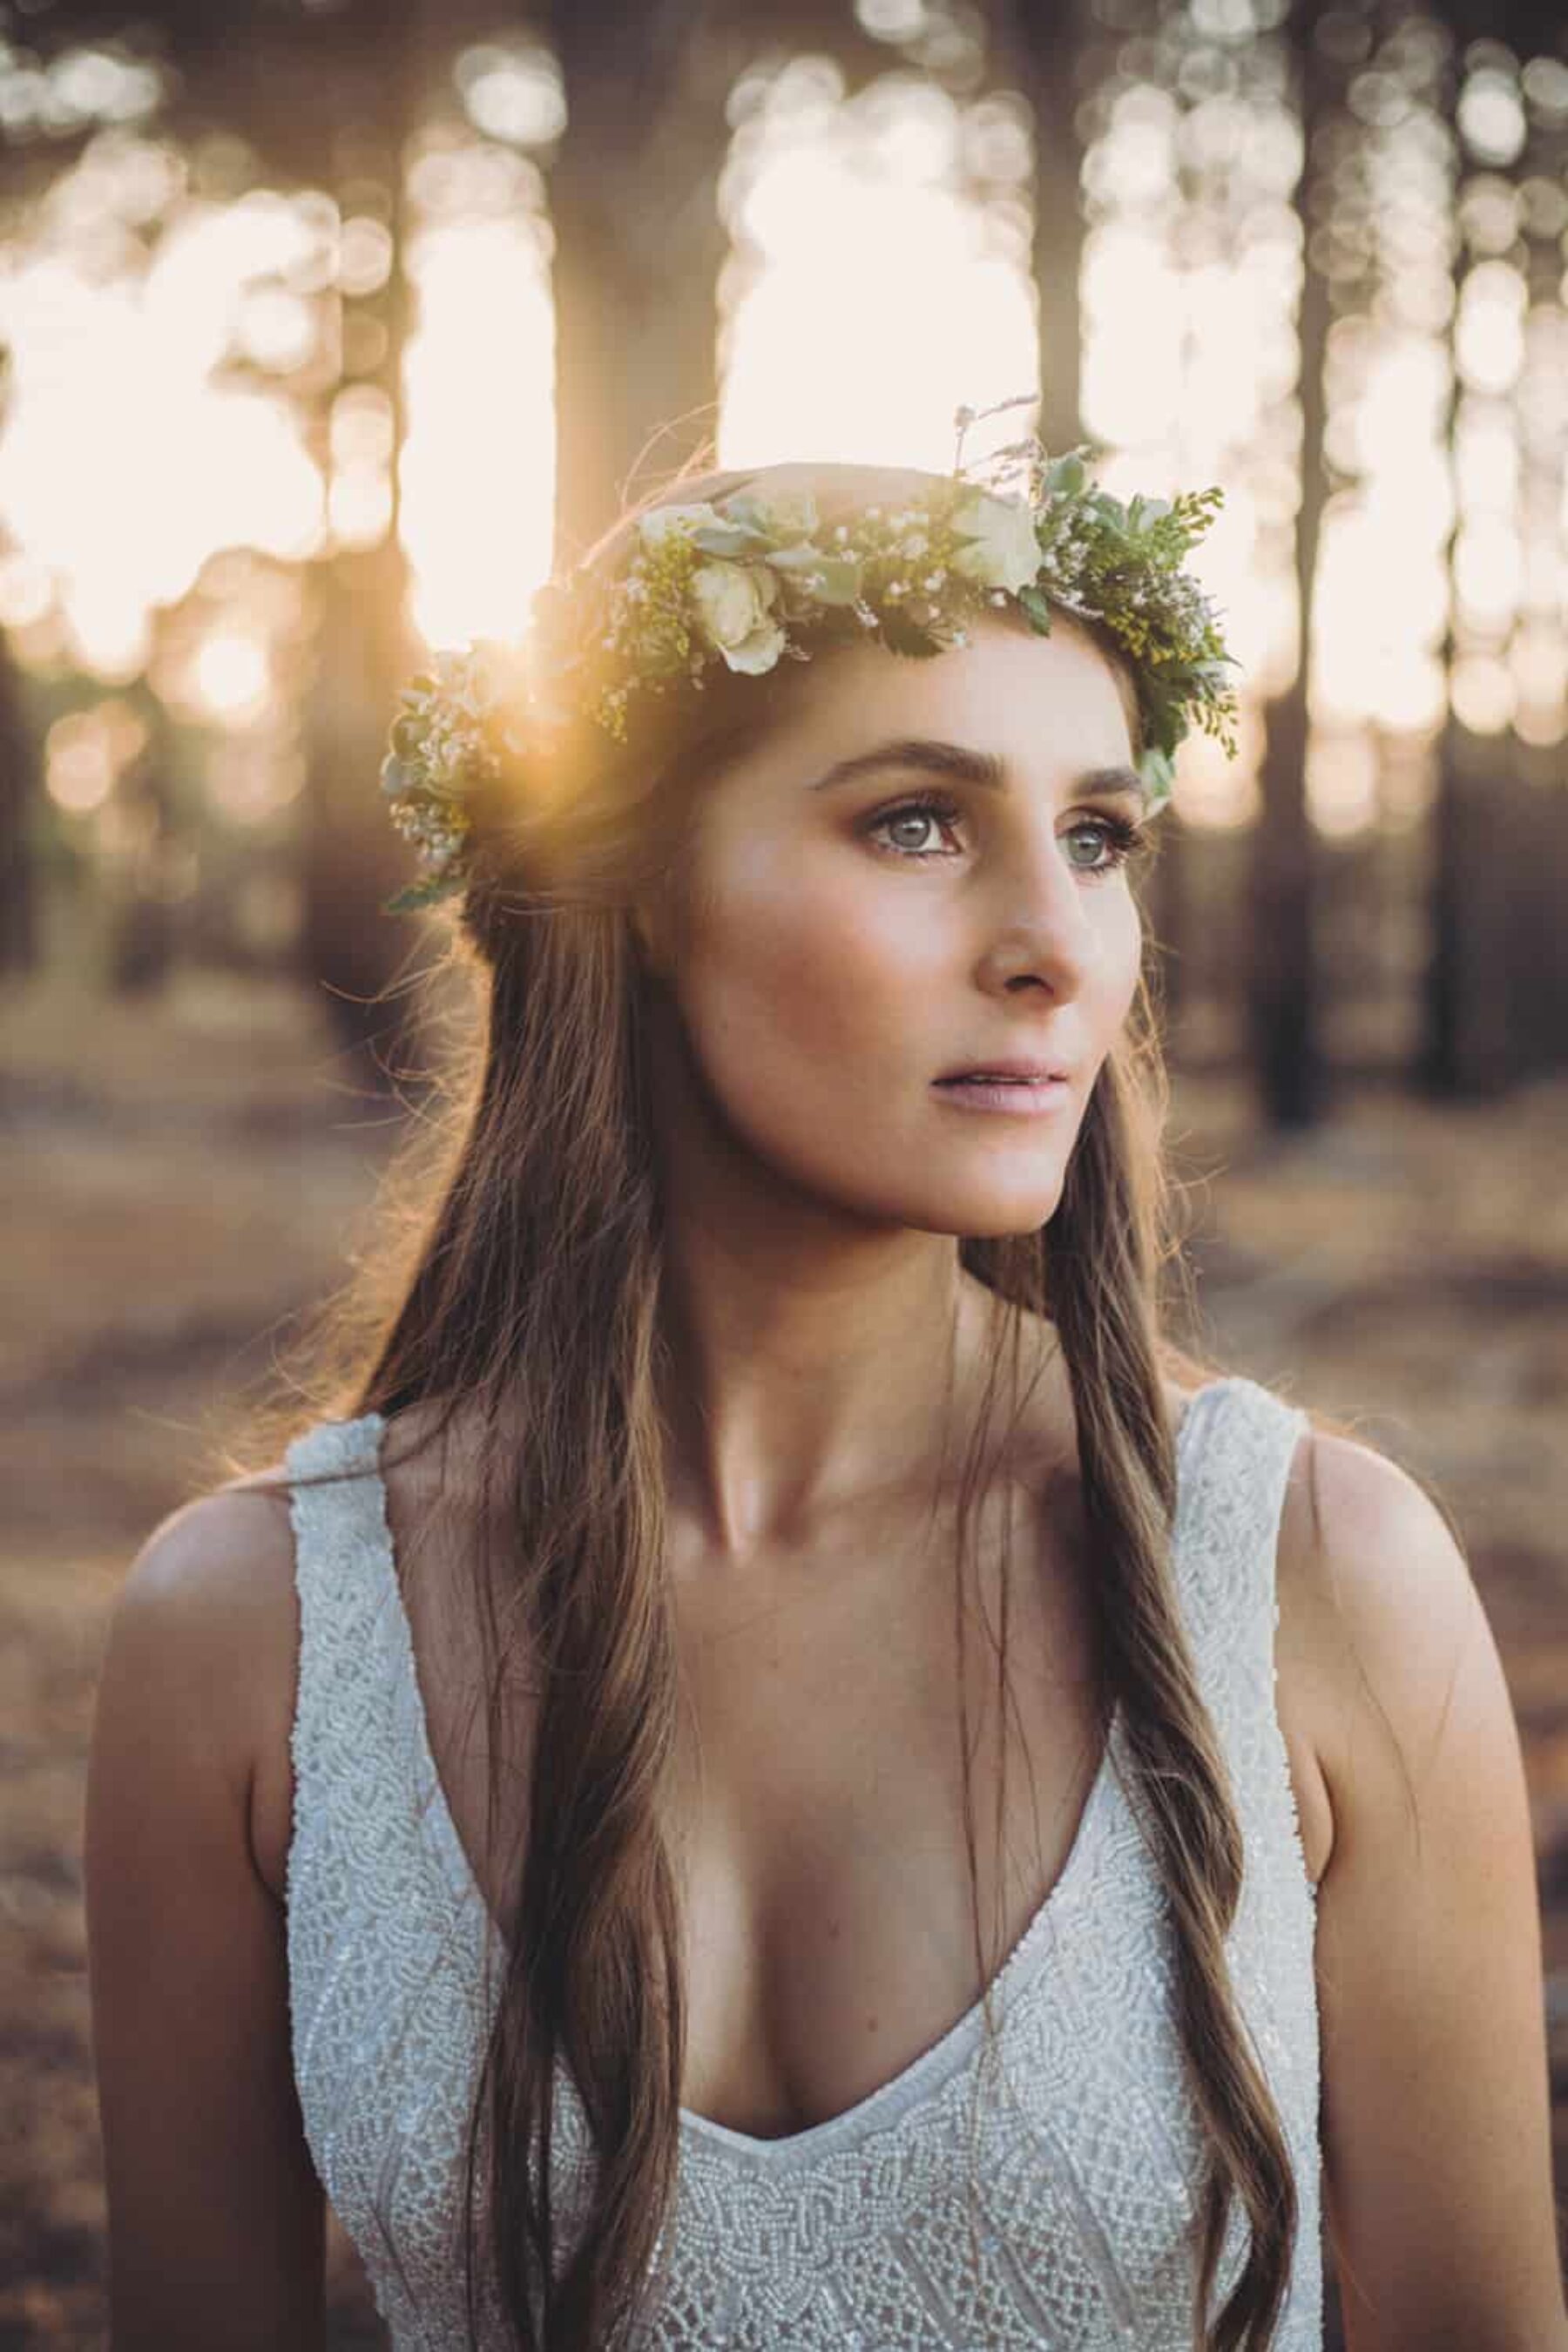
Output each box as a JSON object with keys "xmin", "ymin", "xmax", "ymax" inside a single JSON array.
[
  {"xmin": 1275, "ymin": 1427, "xmax": 1568, "ymax": 2339},
  {"xmin": 1274, "ymin": 1423, "xmax": 1484, "ymax": 1775},
  {"xmin": 117, "ymin": 1473, "xmax": 296, "ymax": 1652},
  {"xmin": 106, "ymin": 1471, "xmax": 302, "ymax": 1889}
]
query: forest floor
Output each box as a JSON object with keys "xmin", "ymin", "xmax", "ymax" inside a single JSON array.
[{"xmin": 3, "ymin": 963, "xmax": 1566, "ymax": 2349}]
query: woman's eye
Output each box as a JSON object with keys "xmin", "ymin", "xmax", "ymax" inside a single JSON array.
[
  {"xmin": 1064, "ymin": 815, "xmax": 1144, "ymax": 877},
  {"xmin": 868, "ymin": 801, "xmax": 960, "ymax": 856},
  {"xmin": 863, "ymin": 797, "xmax": 1145, "ymax": 879}
]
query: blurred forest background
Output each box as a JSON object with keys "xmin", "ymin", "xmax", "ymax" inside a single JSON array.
[{"xmin": 1, "ymin": 0, "xmax": 1565, "ymax": 2342}]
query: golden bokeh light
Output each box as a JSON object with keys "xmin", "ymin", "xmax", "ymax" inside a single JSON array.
[
  {"xmin": 717, "ymin": 64, "xmax": 1036, "ymax": 474},
  {"xmin": 44, "ymin": 697, "xmax": 149, "ymax": 814},
  {"xmin": 193, "ymin": 632, "xmax": 270, "ymax": 723},
  {"xmin": 0, "ymin": 38, "xmax": 1548, "ymax": 870}
]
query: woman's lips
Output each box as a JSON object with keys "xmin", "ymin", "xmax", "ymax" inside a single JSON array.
[{"xmin": 930, "ymin": 1077, "xmax": 1072, "ymax": 1114}]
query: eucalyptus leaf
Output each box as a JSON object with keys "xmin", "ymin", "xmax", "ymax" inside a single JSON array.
[
  {"xmin": 716, "ymin": 491, "xmax": 809, "ymax": 541},
  {"xmin": 1017, "ymin": 585, "xmax": 1055, "ymax": 634},
  {"xmin": 686, "ymin": 521, "xmax": 771, "ymax": 558},
  {"xmin": 383, "ymin": 871, "xmax": 463, "ymax": 915},
  {"xmin": 879, "ymin": 607, "xmax": 944, "ymax": 657},
  {"xmin": 766, "ymin": 546, "xmax": 863, "ymax": 604},
  {"xmin": 1138, "ymin": 747, "xmax": 1175, "ymax": 805}
]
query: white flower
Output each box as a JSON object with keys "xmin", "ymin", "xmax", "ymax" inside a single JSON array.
[
  {"xmin": 747, "ymin": 488, "xmax": 819, "ymax": 540},
  {"xmin": 638, "ymin": 500, "xmax": 727, "ymax": 546},
  {"xmin": 689, "ymin": 558, "xmax": 786, "ymax": 673},
  {"xmin": 949, "ymin": 490, "xmax": 1043, "ymax": 596}
]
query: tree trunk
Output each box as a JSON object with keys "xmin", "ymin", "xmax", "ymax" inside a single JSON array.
[
  {"xmin": 1247, "ymin": 4, "xmax": 1328, "ymax": 1130},
  {"xmin": 1006, "ymin": 0, "xmax": 1086, "ymax": 473},
  {"xmin": 545, "ymin": 0, "xmax": 738, "ymax": 566},
  {"xmin": 0, "ymin": 634, "xmax": 38, "ymax": 975},
  {"xmin": 544, "ymin": 0, "xmax": 909, "ymax": 564},
  {"xmin": 289, "ymin": 2, "xmax": 423, "ymax": 1072}
]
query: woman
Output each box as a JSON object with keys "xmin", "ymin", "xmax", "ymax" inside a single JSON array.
[{"xmin": 84, "ymin": 431, "xmax": 1565, "ymax": 2352}]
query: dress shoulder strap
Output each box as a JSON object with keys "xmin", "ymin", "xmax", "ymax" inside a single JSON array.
[
  {"xmin": 1172, "ymin": 1373, "xmax": 1310, "ymax": 1679},
  {"xmin": 1174, "ymin": 1373, "xmax": 1321, "ymax": 1929},
  {"xmin": 283, "ymin": 1410, "xmax": 395, "ymax": 1806}
]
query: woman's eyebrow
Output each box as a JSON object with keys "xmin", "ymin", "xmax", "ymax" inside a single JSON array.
[{"xmin": 806, "ymin": 737, "xmax": 1147, "ymax": 805}]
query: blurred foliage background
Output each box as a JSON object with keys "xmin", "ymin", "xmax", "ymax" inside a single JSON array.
[{"xmin": 0, "ymin": 0, "xmax": 1565, "ymax": 2342}]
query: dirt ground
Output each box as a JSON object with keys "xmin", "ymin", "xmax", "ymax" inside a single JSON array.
[{"xmin": 3, "ymin": 964, "xmax": 1566, "ymax": 2349}]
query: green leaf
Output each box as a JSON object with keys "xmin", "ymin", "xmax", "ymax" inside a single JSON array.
[
  {"xmin": 1017, "ymin": 585, "xmax": 1054, "ymax": 634},
  {"xmin": 766, "ymin": 546, "xmax": 863, "ymax": 604},
  {"xmin": 715, "ymin": 492, "xmax": 790, "ymax": 541},
  {"xmin": 686, "ymin": 521, "xmax": 771, "ymax": 558},
  {"xmin": 1045, "ymin": 454, "xmax": 1087, "ymax": 497},
  {"xmin": 1137, "ymin": 746, "xmax": 1175, "ymax": 807},
  {"xmin": 383, "ymin": 872, "xmax": 463, "ymax": 916},
  {"xmin": 878, "ymin": 606, "xmax": 944, "ymax": 657}
]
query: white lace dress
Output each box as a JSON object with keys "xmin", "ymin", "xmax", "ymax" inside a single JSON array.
[{"xmin": 285, "ymin": 1373, "xmax": 1322, "ymax": 2348}]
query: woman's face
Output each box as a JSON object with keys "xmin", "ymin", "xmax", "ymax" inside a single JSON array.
[{"xmin": 639, "ymin": 609, "xmax": 1148, "ymax": 1240}]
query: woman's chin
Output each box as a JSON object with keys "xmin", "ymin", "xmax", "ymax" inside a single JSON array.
[{"xmin": 908, "ymin": 1182, "xmax": 1065, "ymax": 1240}]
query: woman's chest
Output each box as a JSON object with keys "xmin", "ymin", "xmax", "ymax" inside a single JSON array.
[
  {"xmin": 372, "ymin": 1423, "xmax": 1330, "ymax": 2148},
  {"xmin": 645, "ymin": 1491, "xmax": 1119, "ymax": 2139}
]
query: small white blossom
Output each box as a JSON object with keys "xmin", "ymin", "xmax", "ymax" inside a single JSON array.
[{"xmin": 638, "ymin": 499, "xmax": 726, "ymax": 546}]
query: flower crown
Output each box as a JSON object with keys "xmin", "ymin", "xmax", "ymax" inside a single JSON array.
[{"xmin": 379, "ymin": 396, "xmax": 1240, "ymax": 912}]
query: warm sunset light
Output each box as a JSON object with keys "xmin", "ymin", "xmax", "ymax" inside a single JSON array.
[
  {"xmin": 44, "ymin": 697, "xmax": 149, "ymax": 814},
  {"xmin": 400, "ymin": 192, "xmax": 556, "ymax": 649},
  {"xmin": 193, "ymin": 632, "xmax": 271, "ymax": 722},
  {"xmin": 0, "ymin": 179, "xmax": 327, "ymax": 679},
  {"xmin": 0, "ymin": 35, "xmax": 1554, "ymax": 863},
  {"xmin": 9, "ymin": 31, "xmax": 1568, "ymax": 2335},
  {"xmin": 716, "ymin": 67, "xmax": 1037, "ymax": 476}
]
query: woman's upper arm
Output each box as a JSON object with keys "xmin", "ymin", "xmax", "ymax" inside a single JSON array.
[
  {"xmin": 84, "ymin": 1484, "xmax": 325, "ymax": 2352},
  {"xmin": 1300, "ymin": 1428, "xmax": 1568, "ymax": 2352}
]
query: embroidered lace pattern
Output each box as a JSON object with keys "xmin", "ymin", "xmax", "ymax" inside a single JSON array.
[{"xmin": 285, "ymin": 1374, "xmax": 1322, "ymax": 2348}]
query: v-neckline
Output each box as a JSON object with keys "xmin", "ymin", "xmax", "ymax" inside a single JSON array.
[{"xmin": 350, "ymin": 1382, "xmax": 1221, "ymax": 2170}]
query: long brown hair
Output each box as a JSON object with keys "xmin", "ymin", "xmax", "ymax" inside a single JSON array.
[{"xmin": 255, "ymin": 449, "xmax": 1346, "ymax": 2350}]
